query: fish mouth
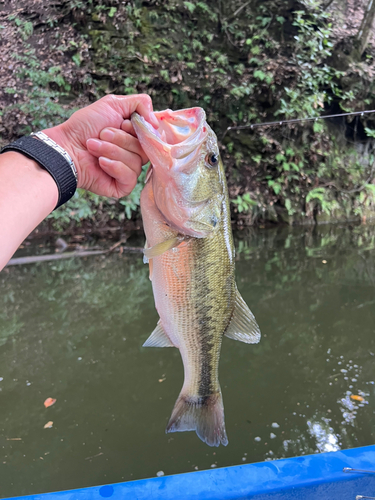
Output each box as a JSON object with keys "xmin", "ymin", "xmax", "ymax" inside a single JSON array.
[{"xmin": 131, "ymin": 108, "xmax": 208, "ymax": 164}]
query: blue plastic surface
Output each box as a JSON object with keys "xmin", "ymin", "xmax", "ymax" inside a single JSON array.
[{"xmin": 5, "ymin": 445, "xmax": 375, "ymax": 500}]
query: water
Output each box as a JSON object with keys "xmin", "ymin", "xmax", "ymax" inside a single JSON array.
[{"xmin": 1, "ymin": 224, "xmax": 375, "ymax": 498}]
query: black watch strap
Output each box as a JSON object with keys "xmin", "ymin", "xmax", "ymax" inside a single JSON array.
[{"xmin": 0, "ymin": 135, "xmax": 77, "ymax": 209}]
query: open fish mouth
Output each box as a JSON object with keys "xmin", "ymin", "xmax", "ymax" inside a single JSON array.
[{"xmin": 131, "ymin": 107, "xmax": 209, "ymax": 164}]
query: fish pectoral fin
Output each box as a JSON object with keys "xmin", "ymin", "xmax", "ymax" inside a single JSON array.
[
  {"xmin": 148, "ymin": 258, "xmax": 153, "ymax": 281},
  {"xmin": 143, "ymin": 239, "xmax": 153, "ymax": 280},
  {"xmin": 143, "ymin": 320, "xmax": 176, "ymax": 348},
  {"xmin": 224, "ymin": 288, "xmax": 261, "ymax": 344},
  {"xmin": 143, "ymin": 236, "xmax": 183, "ymax": 259}
]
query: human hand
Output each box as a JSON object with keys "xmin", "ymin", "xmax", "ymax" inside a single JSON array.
[{"xmin": 43, "ymin": 94, "xmax": 158, "ymax": 198}]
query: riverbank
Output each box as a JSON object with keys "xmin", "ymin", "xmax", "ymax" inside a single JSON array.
[{"xmin": 1, "ymin": 0, "xmax": 375, "ymax": 230}]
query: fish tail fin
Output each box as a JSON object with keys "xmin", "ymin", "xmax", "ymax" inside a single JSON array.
[{"xmin": 166, "ymin": 391, "xmax": 228, "ymax": 447}]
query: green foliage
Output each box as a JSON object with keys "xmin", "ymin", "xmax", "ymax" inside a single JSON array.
[
  {"xmin": 119, "ymin": 164, "xmax": 149, "ymax": 219},
  {"xmin": 268, "ymin": 179, "xmax": 283, "ymax": 196},
  {"xmin": 3, "ymin": 0, "xmax": 375, "ymax": 230},
  {"xmin": 49, "ymin": 164, "xmax": 150, "ymax": 230},
  {"xmin": 48, "ymin": 189, "xmax": 107, "ymax": 229},
  {"xmin": 108, "ymin": 6, "xmax": 117, "ymax": 17},
  {"xmin": 10, "ymin": 15, "xmax": 33, "ymax": 40},
  {"xmin": 276, "ymin": 6, "xmax": 344, "ymax": 119},
  {"xmin": 184, "ymin": 1, "xmax": 196, "ymax": 13},
  {"xmin": 4, "ymin": 50, "xmax": 75, "ymax": 133},
  {"xmin": 232, "ymin": 193, "xmax": 257, "ymax": 214},
  {"xmin": 253, "ymin": 70, "xmax": 273, "ymax": 84},
  {"xmin": 306, "ymin": 187, "xmax": 339, "ymax": 214},
  {"xmin": 364, "ymin": 127, "xmax": 375, "ymax": 138},
  {"xmin": 71, "ymin": 53, "xmax": 82, "ymax": 66},
  {"xmin": 18, "ymin": 91, "xmax": 74, "ymax": 133}
]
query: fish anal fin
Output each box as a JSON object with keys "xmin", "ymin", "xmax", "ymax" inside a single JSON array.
[
  {"xmin": 143, "ymin": 320, "xmax": 175, "ymax": 348},
  {"xmin": 224, "ymin": 288, "xmax": 261, "ymax": 344},
  {"xmin": 143, "ymin": 236, "xmax": 183, "ymax": 259},
  {"xmin": 166, "ymin": 391, "xmax": 228, "ymax": 447}
]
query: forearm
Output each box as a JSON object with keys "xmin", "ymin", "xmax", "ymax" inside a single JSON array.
[
  {"xmin": 0, "ymin": 94, "xmax": 155, "ymax": 271},
  {"xmin": 0, "ymin": 151, "xmax": 58, "ymax": 270}
]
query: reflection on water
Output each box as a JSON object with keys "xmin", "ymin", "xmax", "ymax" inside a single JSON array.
[
  {"xmin": 307, "ymin": 417, "xmax": 340, "ymax": 453},
  {"xmin": 0, "ymin": 224, "xmax": 374, "ymax": 498}
]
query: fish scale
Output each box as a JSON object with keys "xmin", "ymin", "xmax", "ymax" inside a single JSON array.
[{"xmin": 152, "ymin": 215, "xmax": 234, "ymax": 399}]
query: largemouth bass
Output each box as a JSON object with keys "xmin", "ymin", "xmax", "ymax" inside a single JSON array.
[{"xmin": 131, "ymin": 108, "xmax": 260, "ymax": 447}]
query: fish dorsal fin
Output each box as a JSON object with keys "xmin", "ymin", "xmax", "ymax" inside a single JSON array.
[
  {"xmin": 143, "ymin": 236, "xmax": 184, "ymax": 259},
  {"xmin": 224, "ymin": 288, "xmax": 261, "ymax": 344},
  {"xmin": 143, "ymin": 320, "xmax": 176, "ymax": 348}
]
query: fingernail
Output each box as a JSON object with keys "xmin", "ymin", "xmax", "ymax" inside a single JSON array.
[
  {"xmin": 87, "ymin": 138, "xmax": 101, "ymax": 151},
  {"xmin": 99, "ymin": 157, "xmax": 114, "ymax": 167},
  {"xmin": 101, "ymin": 129, "xmax": 115, "ymax": 141}
]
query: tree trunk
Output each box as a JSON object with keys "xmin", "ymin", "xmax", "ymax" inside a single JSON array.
[{"xmin": 356, "ymin": 0, "xmax": 375, "ymax": 55}]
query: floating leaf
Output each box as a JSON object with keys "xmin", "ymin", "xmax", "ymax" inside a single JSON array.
[
  {"xmin": 350, "ymin": 395, "xmax": 364, "ymax": 402},
  {"xmin": 44, "ymin": 421, "xmax": 53, "ymax": 429},
  {"xmin": 44, "ymin": 398, "xmax": 56, "ymax": 408}
]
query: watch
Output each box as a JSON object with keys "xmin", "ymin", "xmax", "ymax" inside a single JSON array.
[{"xmin": 0, "ymin": 131, "xmax": 78, "ymax": 209}]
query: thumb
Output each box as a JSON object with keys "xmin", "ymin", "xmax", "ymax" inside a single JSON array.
[{"xmin": 111, "ymin": 94, "xmax": 159, "ymax": 128}]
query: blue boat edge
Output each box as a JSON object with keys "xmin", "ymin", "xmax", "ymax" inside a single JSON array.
[{"xmin": 5, "ymin": 445, "xmax": 375, "ymax": 500}]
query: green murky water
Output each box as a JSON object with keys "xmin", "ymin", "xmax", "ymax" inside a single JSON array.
[{"xmin": 1, "ymin": 225, "xmax": 375, "ymax": 498}]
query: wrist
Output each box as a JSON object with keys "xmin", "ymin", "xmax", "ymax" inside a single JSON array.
[
  {"xmin": 42, "ymin": 123, "xmax": 84, "ymax": 189},
  {"xmin": 42, "ymin": 123, "xmax": 78, "ymax": 168}
]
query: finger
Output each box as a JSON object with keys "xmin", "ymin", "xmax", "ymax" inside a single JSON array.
[
  {"xmin": 121, "ymin": 120, "xmax": 136, "ymax": 137},
  {"xmin": 110, "ymin": 94, "xmax": 159, "ymax": 128},
  {"xmin": 86, "ymin": 138, "xmax": 143, "ymax": 176},
  {"xmin": 98, "ymin": 157, "xmax": 138, "ymax": 197},
  {"xmin": 100, "ymin": 127, "xmax": 149, "ymax": 165},
  {"xmin": 80, "ymin": 159, "xmax": 132, "ymax": 198}
]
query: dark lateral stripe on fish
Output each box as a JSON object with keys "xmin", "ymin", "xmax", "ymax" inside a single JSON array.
[
  {"xmin": 181, "ymin": 394, "xmax": 218, "ymax": 407},
  {"xmin": 196, "ymin": 302, "xmax": 215, "ymax": 397},
  {"xmin": 194, "ymin": 241, "xmax": 218, "ymax": 397}
]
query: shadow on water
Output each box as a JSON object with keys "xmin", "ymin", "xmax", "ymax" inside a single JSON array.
[{"xmin": 0, "ymin": 224, "xmax": 374, "ymax": 497}]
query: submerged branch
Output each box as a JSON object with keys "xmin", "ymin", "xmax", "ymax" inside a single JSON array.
[{"xmin": 6, "ymin": 246, "xmax": 143, "ymax": 267}]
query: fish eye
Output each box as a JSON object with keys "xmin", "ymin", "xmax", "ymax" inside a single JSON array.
[{"xmin": 206, "ymin": 152, "xmax": 219, "ymax": 168}]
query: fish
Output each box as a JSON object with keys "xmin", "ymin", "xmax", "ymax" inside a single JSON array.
[{"xmin": 131, "ymin": 107, "xmax": 261, "ymax": 447}]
